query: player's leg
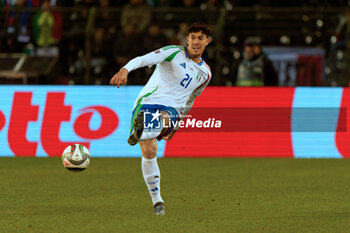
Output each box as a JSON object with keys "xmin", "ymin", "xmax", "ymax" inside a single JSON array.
[{"xmin": 139, "ymin": 139, "xmax": 165, "ymax": 215}]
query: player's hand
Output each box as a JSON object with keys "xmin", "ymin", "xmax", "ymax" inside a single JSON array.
[
  {"xmin": 110, "ymin": 68, "xmax": 128, "ymax": 87},
  {"xmin": 162, "ymin": 130, "xmax": 176, "ymax": 141}
]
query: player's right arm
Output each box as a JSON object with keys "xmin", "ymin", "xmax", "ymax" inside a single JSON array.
[{"xmin": 110, "ymin": 46, "xmax": 182, "ymax": 87}]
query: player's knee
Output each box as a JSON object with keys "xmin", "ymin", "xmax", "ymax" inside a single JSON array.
[
  {"xmin": 140, "ymin": 140, "xmax": 157, "ymax": 158},
  {"xmin": 143, "ymin": 147, "xmax": 157, "ymax": 158}
]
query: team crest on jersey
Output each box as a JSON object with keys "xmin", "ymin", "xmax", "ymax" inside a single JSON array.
[
  {"xmin": 196, "ymin": 71, "xmax": 206, "ymax": 82},
  {"xmin": 180, "ymin": 63, "xmax": 186, "ymax": 69}
]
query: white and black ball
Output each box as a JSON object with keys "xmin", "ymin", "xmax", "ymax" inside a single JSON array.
[{"xmin": 62, "ymin": 144, "xmax": 90, "ymax": 171}]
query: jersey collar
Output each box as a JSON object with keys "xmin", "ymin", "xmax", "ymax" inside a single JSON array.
[
  {"xmin": 185, "ymin": 46, "xmax": 204, "ymax": 66},
  {"xmin": 184, "ymin": 46, "xmax": 190, "ymax": 59},
  {"xmin": 197, "ymin": 58, "xmax": 203, "ymax": 66}
]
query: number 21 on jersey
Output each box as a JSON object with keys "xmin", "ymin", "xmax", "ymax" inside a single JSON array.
[{"xmin": 180, "ymin": 74, "xmax": 192, "ymax": 88}]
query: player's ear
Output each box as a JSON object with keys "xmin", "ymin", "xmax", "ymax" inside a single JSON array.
[
  {"xmin": 186, "ymin": 35, "xmax": 189, "ymax": 45},
  {"xmin": 205, "ymin": 36, "xmax": 210, "ymax": 46}
]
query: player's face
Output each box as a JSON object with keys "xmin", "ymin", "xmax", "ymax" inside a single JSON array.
[
  {"xmin": 186, "ymin": 31, "xmax": 210, "ymax": 61},
  {"xmin": 244, "ymin": 45, "xmax": 254, "ymax": 59}
]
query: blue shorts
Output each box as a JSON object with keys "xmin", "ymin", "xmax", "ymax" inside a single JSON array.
[{"xmin": 130, "ymin": 104, "xmax": 179, "ymax": 140}]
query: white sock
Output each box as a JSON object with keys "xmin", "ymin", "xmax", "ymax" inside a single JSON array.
[{"xmin": 141, "ymin": 157, "xmax": 163, "ymax": 205}]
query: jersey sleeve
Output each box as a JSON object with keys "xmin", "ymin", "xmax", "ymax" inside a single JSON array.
[{"xmin": 123, "ymin": 46, "xmax": 182, "ymax": 72}]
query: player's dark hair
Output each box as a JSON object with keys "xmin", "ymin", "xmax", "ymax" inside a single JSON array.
[{"xmin": 188, "ymin": 22, "xmax": 211, "ymax": 37}]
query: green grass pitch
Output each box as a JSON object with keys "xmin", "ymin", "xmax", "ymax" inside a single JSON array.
[{"xmin": 0, "ymin": 157, "xmax": 349, "ymax": 233}]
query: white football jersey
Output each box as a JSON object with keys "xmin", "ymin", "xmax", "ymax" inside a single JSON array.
[{"xmin": 124, "ymin": 45, "xmax": 212, "ymax": 116}]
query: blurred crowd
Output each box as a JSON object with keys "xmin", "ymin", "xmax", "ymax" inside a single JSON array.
[
  {"xmin": 0, "ymin": 0, "xmax": 349, "ymax": 86},
  {"xmin": 1, "ymin": 0, "xmax": 349, "ymax": 8}
]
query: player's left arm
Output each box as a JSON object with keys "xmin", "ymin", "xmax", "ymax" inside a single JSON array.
[
  {"xmin": 162, "ymin": 90, "xmax": 200, "ymax": 141},
  {"xmin": 180, "ymin": 71, "xmax": 212, "ymax": 117},
  {"xmin": 162, "ymin": 93, "xmax": 197, "ymax": 141},
  {"xmin": 162, "ymin": 129, "xmax": 176, "ymax": 141}
]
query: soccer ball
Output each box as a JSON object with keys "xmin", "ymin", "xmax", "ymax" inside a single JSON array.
[{"xmin": 62, "ymin": 144, "xmax": 90, "ymax": 171}]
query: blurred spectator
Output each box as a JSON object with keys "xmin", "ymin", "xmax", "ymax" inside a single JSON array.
[
  {"xmin": 17, "ymin": 0, "xmax": 32, "ymax": 44},
  {"xmin": 113, "ymin": 24, "xmax": 140, "ymax": 71},
  {"xmin": 146, "ymin": 0, "xmax": 173, "ymax": 7},
  {"xmin": 96, "ymin": 0, "xmax": 117, "ymax": 39},
  {"xmin": 55, "ymin": 0, "xmax": 75, "ymax": 7},
  {"xmin": 3, "ymin": 0, "xmax": 32, "ymax": 51},
  {"xmin": 91, "ymin": 27, "xmax": 112, "ymax": 82},
  {"xmin": 180, "ymin": 0, "xmax": 199, "ymax": 7},
  {"xmin": 201, "ymin": 0, "xmax": 221, "ymax": 11},
  {"xmin": 83, "ymin": 0, "xmax": 99, "ymax": 7},
  {"xmin": 33, "ymin": 0, "xmax": 62, "ymax": 55},
  {"xmin": 113, "ymin": 24, "xmax": 150, "ymax": 84},
  {"xmin": 73, "ymin": 27, "xmax": 111, "ymax": 84},
  {"xmin": 109, "ymin": 0, "xmax": 129, "ymax": 6},
  {"xmin": 143, "ymin": 23, "xmax": 169, "ymax": 52},
  {"xmin": 170, "ymin": 22, "xmax": 188, "ymax": 46},
  {"xmin": 121, "ymin": 0, "xmax": 152, "ymax": 34},
  {"xmin": 64, "ymin": 6, "xmax": 88, "ymax": 65},
  {"xmin": 200, "ymin": 0, "xmax": 221, "ymax": 35},
  {"xmin": 0, "ymin": 34, "xmax": 19, "ymax": 53},
  {"xmin": 232, "ymin": 37, "xmax": 278, "ymax": 86}
]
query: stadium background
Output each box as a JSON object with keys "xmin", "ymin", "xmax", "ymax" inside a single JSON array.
[
  {"xmin": 2, "ymin": 1, "xmax": 350, "ymax": 233},
  {"xmin": 1, "ymin": 0, "xmax": 350, "ymax": 158}
]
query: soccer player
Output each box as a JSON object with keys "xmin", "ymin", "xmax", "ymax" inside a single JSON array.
[{"xmin": 110, "ymin": 22, "xmax": 212, "ymax": 215}]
